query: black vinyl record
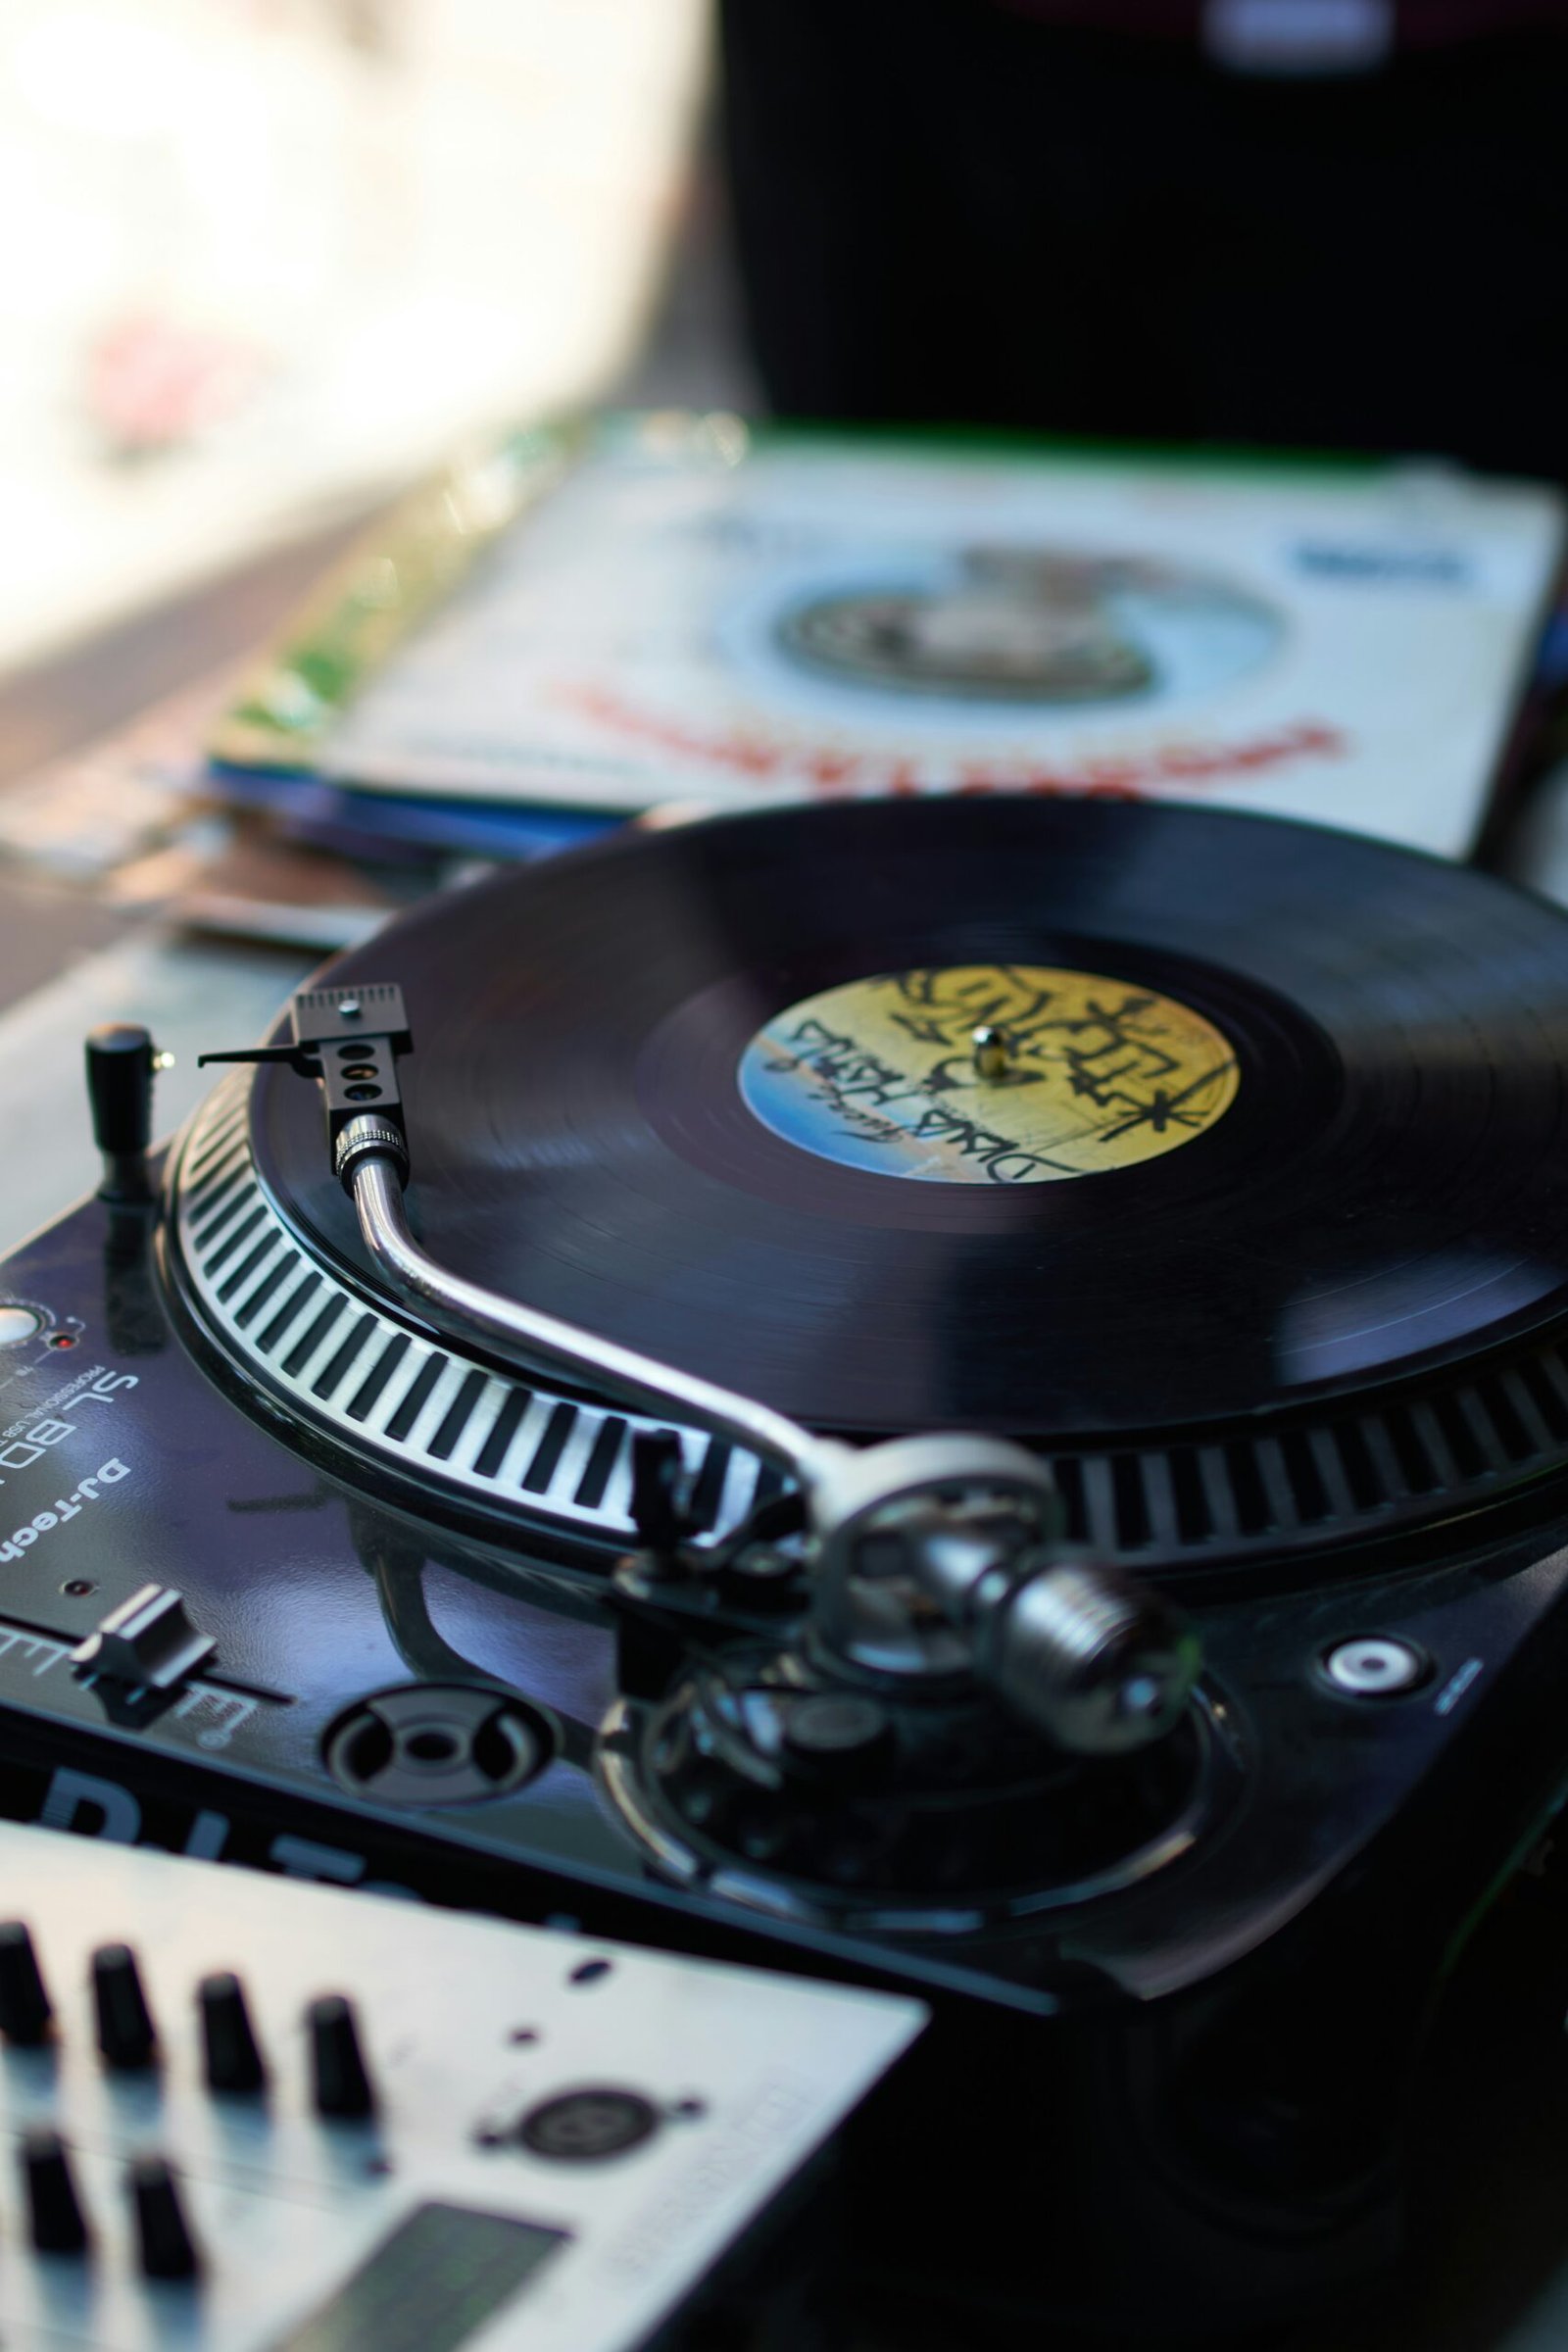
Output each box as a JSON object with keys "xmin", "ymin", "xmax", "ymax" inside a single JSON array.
[{"xmin": 251, "ymin": 798, "xmax": 1568, "ymax": 1440}]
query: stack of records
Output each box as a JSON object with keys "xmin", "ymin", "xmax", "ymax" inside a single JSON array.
[{"xmin": 211, "ymin": 411, "xmax": 1567, "ymax": 861}]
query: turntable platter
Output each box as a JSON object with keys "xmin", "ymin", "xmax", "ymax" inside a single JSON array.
[{"xmin": 245, "ymin": 798, "xmax": 1568, "ymax": 1441}]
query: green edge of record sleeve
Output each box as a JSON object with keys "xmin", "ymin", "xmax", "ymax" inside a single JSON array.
[
  {"xmin": 204, "ymin": 404, "xmax": 1453, "ymax": 780},
  {"xmin": 209, "ymin": 416, "xmax": 590, "ymax": 772},
  {"xmin": 745, "ymin": 416, "xmax": 1392, "ymax": 483}
]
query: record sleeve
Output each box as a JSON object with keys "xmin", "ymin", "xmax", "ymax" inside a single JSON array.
[{"xmin": 213, "ymin": 412, "xmax": 1565, "ymax": 860}]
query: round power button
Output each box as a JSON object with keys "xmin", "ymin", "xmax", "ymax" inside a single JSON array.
[{"xmin": 0, "ymin": 1307, "xmax": 41, "ymax": 1348}]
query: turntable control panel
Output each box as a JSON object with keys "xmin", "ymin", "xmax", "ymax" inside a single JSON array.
[{"xmin": 0, "ymin": 1823, "xmax": 922, "ymax": 2352}]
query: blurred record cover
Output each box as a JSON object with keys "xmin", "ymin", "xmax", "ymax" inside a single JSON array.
[{"xmin": 216, "ymin": 412, "xmax": 1567, "ymax": 858}]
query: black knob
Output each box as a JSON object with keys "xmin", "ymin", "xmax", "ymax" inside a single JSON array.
[
  {"xmin": 84, "ymin": 1025, "xmax": 158, "ymax": 1203},
  {"xmin": 307, "ymin": 1993, "xmax": 375, "ymax": 2119},
  {"xmin": 22, "ymin": 2128, "xmax": 88, "ymax": 2254},
  {"xmin": 198, "ymin": 1972, "xmax": 266, "ymax": 2095},
  {"xmin": 0, "ymin": 1921, "xmax": 53, "ymax": 2044},
  {"xmin": 91, "ymin": 1944, "xmax": 156, "ymax": 2071},
  {"xmin": 127, "ymin": 2155, "xmax": 199, "ymax": 2280}
]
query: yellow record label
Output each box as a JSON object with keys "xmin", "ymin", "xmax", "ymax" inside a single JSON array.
[{"xmin": 739, "ymin": 964, "xmax": 1238, "ymax": 1185}]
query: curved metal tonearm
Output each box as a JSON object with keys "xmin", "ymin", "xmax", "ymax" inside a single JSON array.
[
  {"xmin": 349, "ymin": 1149, "xmax": 838, "ymax": 1496},
  {"xmin": 338, "ymin": 1111, "xmax": 1200, "ymax": 1761},
  {"xmin": 202, "ymin": 985, "xmax": 1201, "ymax": 1758}
]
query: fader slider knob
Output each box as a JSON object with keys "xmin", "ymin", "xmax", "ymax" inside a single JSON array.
[
  {"xmin": 0, "ymin": 1921, "xmax": 53, "ymax": 2044},
  {"xmin": 127, "ymin": 2155, "xmax": 200, "ymax": 2280},
  {"xmin": 22, "ymin": 2129, "xmax": 88, "ymax": 2254},
  {"xmin": 91, "ymin": 1944, "xmax": 156, "ymax": 2071},
  {"xmin": 307, "ymin": 1992, "xmax": 375, "ymax": 2119},
  {"xmin": 198, "ymin": 1972, "xmax": 266, "ymax": 2094}
]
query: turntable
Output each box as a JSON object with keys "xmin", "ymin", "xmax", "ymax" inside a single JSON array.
[{"xmin": 4, "ymin": 794, "xmax": 1568, "ymax": 2339}]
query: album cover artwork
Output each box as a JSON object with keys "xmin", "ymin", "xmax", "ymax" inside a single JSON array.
[{"xmin": 216, "ymin": 414, "xmax": 1566, "ymax": 858}]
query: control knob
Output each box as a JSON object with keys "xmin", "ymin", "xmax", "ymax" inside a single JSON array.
[
  {"xmin": 128, "ymin": 2155, "xmax": 200, "ymax": 2280},
  {"xmin": 199, "ymin": 1972, "xmax": 266, "ymax": 2095},
  {"xmin": 0, "ymin": 1920, "xmax": 53, "ymax": 2044},
  {"xmin": 22, "ymin": 2129, "xmax": 89, "ymax": 2254},
  {"xmin": 84, "ymin": 1025, "xmax": 168, "ymax": 1204},
  {"xmin": 92, "ymin": 1943, "xmax": 157, "ymax": 2072},
  {"xmin": 308, "ymin": 1993, "xmax": 375, "ymax": 2119}
]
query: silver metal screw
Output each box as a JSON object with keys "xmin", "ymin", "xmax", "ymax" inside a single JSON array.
[{"xmin": 972, "ymin": 1025, "xmax": 1012, "ymax": 1081}]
